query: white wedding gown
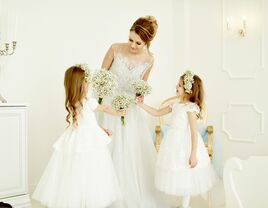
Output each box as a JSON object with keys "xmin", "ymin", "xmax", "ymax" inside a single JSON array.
[{"xmin": 101, "ymin": 53, "xmax": 168, "ymax": 208}]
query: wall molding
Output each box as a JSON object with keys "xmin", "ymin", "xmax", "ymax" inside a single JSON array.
[{"xmin": 222, "ymin": 103, "xmax": 264, "ymax": 142}]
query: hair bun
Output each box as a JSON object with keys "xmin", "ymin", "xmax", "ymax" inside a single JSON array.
[
  {"xmin": 145, "ymin": 15, "xmax": 158, "ymax": 31},
  {"xmin": 130, "ymin": 16, "xmax": 158, "ymax": 48}
]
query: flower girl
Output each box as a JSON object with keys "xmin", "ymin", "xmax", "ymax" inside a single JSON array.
[
  {"xmin": 32, "ymin": 64, "xmax": 123, "ymax": 208},
  {"xmin": 137, "ymin": 71, "xmax": 217, "ymax": 208}
]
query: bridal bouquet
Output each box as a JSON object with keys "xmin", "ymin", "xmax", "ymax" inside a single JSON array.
[
  {"xmin": 132, "ymin": 79, "xmax": 152, "ymax": 97},
  {"xmin": 112, "ymin": 95, "xmax": 133, "ymax": 126},
  {"xmin": 91, "ymin": 69, "xmax": 118, "ymax": 104}
]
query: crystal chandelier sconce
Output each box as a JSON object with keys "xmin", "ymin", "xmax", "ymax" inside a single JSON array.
[
  {"xmin": 226, "ymin": 16, "xmax": 247, "ymax": 38},
  {"xmin": 0, "ymin": 40, "xmax": 17, "ymax": 56}
]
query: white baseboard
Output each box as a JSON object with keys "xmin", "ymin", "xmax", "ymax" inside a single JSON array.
[{"xmin": 1, "ymin": 194, "xmax": 31, "ymax": 208}]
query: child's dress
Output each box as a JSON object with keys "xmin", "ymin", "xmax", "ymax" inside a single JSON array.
[
  {"xmin": 155, "ymin": 102, "xmax": 217, "ymax": 196},
  {"xmin": 32, "ymin": 98, "xmax": 121, "ymax": 208}
]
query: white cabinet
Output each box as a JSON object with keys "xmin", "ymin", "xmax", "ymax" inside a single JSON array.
[{"xmin": 0, "ymin": 104, "xmax": 31, "ymax": 208}]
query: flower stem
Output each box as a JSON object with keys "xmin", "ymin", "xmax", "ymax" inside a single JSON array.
[
  {"xmin": 121, "ymin": 116, "xmax": 125, "ymax": 126},
  {"xmin": 98, "ymin": 97, "xmax": 103, "ymax": 104}
]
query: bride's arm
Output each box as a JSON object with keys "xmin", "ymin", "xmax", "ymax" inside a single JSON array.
[
  {"xmin": 142, "ymin": 66, "xmax": 152, "ymax": 81},
  {"xmin": 137, "ymin": 102, "xmax": 171, "ymax": 117},
  {"xmin": 101, "ymin": 44, "xmax": 115, "ymax": 70},
  {"xmin": 142, "ymin": 57, "xmax": 154, "ymax": 81}
]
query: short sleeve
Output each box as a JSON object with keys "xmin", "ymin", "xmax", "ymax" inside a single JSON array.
[
  {"xmin": 168, "ymin": 101, "xmax": 178, "ymax": 110},
  {"xmin": 88, "ymin": 98, "xmax": 99, "ymax": 111},
  {"xmin": 185, "ymin": 103, "xmax": 200, "ymax": 114},
  {"xmin": 168, "ymin": 103, "xmax": 174, "ymax": 109}
]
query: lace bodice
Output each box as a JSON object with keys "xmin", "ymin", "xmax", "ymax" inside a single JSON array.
[{"xmin": 109, "ymin": 53, "xmax": 151, "ymax": 95}]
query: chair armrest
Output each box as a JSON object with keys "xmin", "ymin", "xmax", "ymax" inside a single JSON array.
[
  {"xmin": 207, "ymin": 125, "xmax": 213, "ymax": 159},
  {"xmin": 155, "ymin": 125, "xmax": 161, "ymax": 152}
]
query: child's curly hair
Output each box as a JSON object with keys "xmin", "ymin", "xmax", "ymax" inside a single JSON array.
[{"xmin": 64, "ymin": 65, "xmax": 88, "ymax": 127}]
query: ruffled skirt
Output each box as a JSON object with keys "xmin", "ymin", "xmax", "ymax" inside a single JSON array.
[
  {"xmin": 155, "ymin": 128, "xmax": 218, "ymax": 196},
  {"xmin": 32, "ymin": 127, "xmax": 121, "ymax": 208}
]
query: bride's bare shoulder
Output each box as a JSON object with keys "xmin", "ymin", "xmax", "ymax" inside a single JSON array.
[
  {"xmin": 143, "ymin": 52, "xmax": 154, "ymax": 65},
  {"xmin": 110, "ymin": 43, "xmax": 127, "ymax": 53}
]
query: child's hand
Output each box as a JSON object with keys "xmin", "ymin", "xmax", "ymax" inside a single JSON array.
[
  {"xmin": 189, "ymin": 154, "xmax": 197, "ymax": 168},
  {"xmin": 117, "ymin": 109, "xmax": 126, "ymax": 116},
  {"xmin": 103, "ymin": 128, "xmax": 113, "ymax": 137},
  {"xmin": 135, "ymin": 96, "xmax": 144, "ymax": 104}
]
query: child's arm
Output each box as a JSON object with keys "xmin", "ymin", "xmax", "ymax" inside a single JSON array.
[
  {"xmin": 136, "ymin": 102, "xmax": 171, "ymax": 117},
  {"xmin": 101, "ymin": 127, "xmax": 113, "ymax": 136},
  {"xmin": 95, "ymin": 105, "xmax": 125, "ymax": 116},
  {"xmin": 188, "ymin": 112, "xmax": 198, "ymax": 168}
]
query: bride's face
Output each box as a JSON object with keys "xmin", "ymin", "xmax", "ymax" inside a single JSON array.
[{"xmin": 128, "ymin": 31, "xmax": 146, "ymax": 54}]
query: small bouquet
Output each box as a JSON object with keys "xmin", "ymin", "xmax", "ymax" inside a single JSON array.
[
  {"xmin": 132, "ymin": 79, "xmax": 152, "ymax": 97},
  {"xmin": 91, "ymin": 69, "xmax": 118, "ymax": 104},
  {"xmin": 112, "ymin": 95, "xmax": 133, "ymax": 126}
]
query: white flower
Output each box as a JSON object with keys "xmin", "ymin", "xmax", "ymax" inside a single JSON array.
[
  {"xmin": 183, "ymin": 70, "xmax": 194, "ymax": 94},
  {"xmin": 132, "ymin": 79, "xmax": 152, "ymax": 97},
  {"xmin": 112, "ymin": 94, "xmax": 133, "ymax": 125},
  {"xmin": 91, "ymin": 69, "xmax": 118, "ymax": 99},
  {"xmin": 75, "ymin": 63, "xmax": 90, "ymax": 82},
  {"xmin": 111, "ymin": 94, "xmax": 133, "ymax": 110}
]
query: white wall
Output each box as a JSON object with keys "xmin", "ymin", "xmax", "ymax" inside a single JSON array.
[
  {"xmin": 1, "ymin": 0, "xmax": 267, "ymax": 194},
  {"xmin": 0, "ymin": 0, "xmax": 176, "ymax": 192},
  {"xmin": 173, "ymin": 0, "xmax": 268, "ymax": 177}
]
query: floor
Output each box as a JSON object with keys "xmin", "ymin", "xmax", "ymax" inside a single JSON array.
[{"xmin": 31, "ymin": 181, "xmax": 225, "ymax": 208}]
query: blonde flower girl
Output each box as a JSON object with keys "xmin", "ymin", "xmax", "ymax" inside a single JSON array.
[
  {"xmin": 137, "ymin": 71, "xmax": 218, "ymax": 208},
  {"xmin": 32, "ymin": 64, "xmax": 124, "ymax": 208}
]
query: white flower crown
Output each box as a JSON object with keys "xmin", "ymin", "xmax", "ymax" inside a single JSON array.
[
  {"xmin": 75, "ymin": 63, "xmax": 90, "ymax": 82},
  {"xmin": 183, "ymin": 70, "xmax": 194, "ymax": 94}
]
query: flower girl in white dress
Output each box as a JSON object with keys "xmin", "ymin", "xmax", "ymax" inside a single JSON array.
[
  {"xmin": 137, "ymin": 71, "xmax": 217, "ymax": 208},
  {"xmin": 32, "ymin": 65, "xmax": 124, "ymax": 208}
]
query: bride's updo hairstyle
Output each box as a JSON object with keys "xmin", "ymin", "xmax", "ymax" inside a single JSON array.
[{"xmin": 130, "ymin": 16, "xmax": 158, "ymax": 48}]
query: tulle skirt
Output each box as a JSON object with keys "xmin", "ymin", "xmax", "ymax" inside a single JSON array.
[
  {"xmin": 32, "ymin": 127, "xmax": 121, "ymax": 208},
  {"xmin": 155, "ymin": 128, "xmax": 218, "ymax": 196},
  {"xmin": 101, "ymin": 105, "xmax": 169, "ymax": 208}
]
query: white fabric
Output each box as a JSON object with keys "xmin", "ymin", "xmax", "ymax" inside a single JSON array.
[
  {"xmin": 182, "ymin": 195, "xmax": 190, "ymax": 207},
  {"xmin": 101, "ymin": 53, "xmax": 168, "ymax": 208},
  {"xmin": 155, "ymin": 102, "xmax": 218, "ymax": 196},
  {"xmin": 32, "ymin": 98, "xmax": 121, "ymax": 208}
]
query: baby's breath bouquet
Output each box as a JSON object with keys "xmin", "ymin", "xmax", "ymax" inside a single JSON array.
[
  {"xmin": 91, "ymin": 69, "xmax": 118, "ymax": 104},
  {"xmin": 132, "ymin": 79, "xmax": 152, "ymax": 97},
  {"xmin": 112, "ymin": 95, "xmax": 133, "ymax": 126}
]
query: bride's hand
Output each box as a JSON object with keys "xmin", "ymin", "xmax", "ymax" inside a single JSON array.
[{"xmin": 117, "ymin": 109, "xmax": 126, "ymax": 116}]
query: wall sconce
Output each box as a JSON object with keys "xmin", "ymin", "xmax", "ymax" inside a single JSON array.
[
  {"xmin": 226, "ymin": 16, "xmax": 247, "ymax": 38},
  {"xmin": 226, "ymin": 17, "xmax": 231, "ymax": 30},
  {"xmin": 0, "ymin": 1, "xmax": 18, "ymax": 56},
  {"xmin": 0, "ymin": 40, "xmax": 17, "ymax": 56},
  {"xmin": 238, "ymin": 16, "xmax": 247, "ymax": 37},
  {"xmin": 0, "ymin": 1, "xmax": 18, "ymax": 103}
]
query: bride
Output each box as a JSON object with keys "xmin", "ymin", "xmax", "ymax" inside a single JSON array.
[{"xmin": 100, "ymin": 16, "xmax": 168, "ymax": 208}]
